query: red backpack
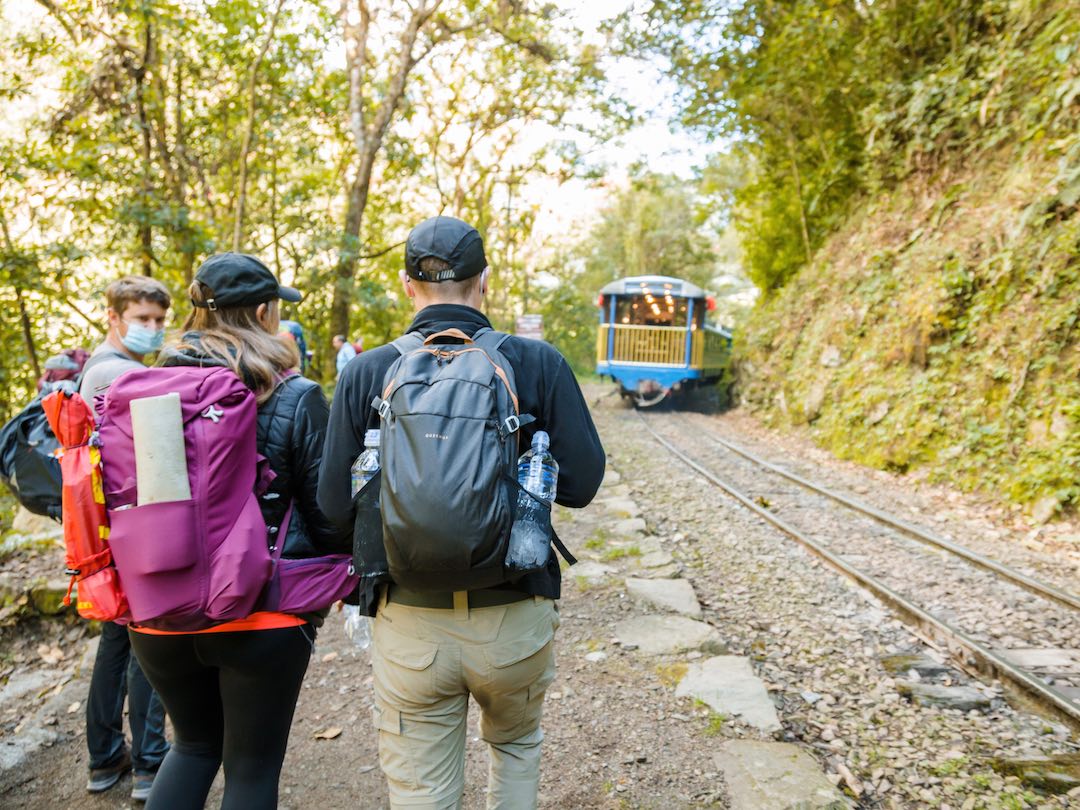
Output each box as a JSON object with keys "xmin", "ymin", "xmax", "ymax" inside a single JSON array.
[{"xmin": 41, "ymin": 391, "xmax": 130, "ymax": 622}]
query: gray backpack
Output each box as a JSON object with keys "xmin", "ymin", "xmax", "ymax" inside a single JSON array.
[{"xmin": 372, "ymin": 327, "xmax": 536, "ymax": 591}]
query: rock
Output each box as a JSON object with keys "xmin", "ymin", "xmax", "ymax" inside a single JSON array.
[
  {"xmin": 602, "ymin": 469, "xmax": 622, "ymax": 486},
  {"xmin": 613, "ymin": 615, "xmax": 722, "ymax": 656},
  {"xmin": 571, "ymin": 561, "xmax": 616, "ymax": 585},
  {"xmin": 634, "ymin": 563, "xmax": 681, "ymax": 580},
  {"xmin": 599, "ymin": 498, "xmax": 641, "ymax": 518},
  {"xmin": 865, "ymin": 401, "xmax": 889, "ymax": 426},
  {"xmin": 625, "ymin": 578, "xmax": 701, "ymax": 617},
  {"xmin": 1032, "ymin": 495, "xmax": 1060, "ymax": 524},
  {"xmin": 820, "ymin": 345, "xmax": 842, "ymax": 368},
  {"xmin": 991, "ymin": 753, "xmax": 1080, "ymax": 794},
  {"xmin": 638, "ymin": 550, "xmax": 675, "ymax": 568},
  {"xmin": 714, "ymin": 740, "xmax": 849, "ymax": 809},
  {"xmin": 584, "ymin": 651, "xmax": 608, "ymax": 663},
  {"xmin": 11, "ymin": 508, "xmax": 62, "ymax": 538},
  {"xmin": 676, "ymin": 656, "xmax": 781, "ymax": 732},
  {"xmin": 28, "ymin": 580, "xmax": 73, "ymax": 616},
  {"xmin": 0, "ymin": 573, "xmax": 22, "ymax": 606},
  {"xmin": 612, "ymin": 518, "xmax": 647, "ymax": 537},
  {"xmin": 880, "ymin": 652, "xmax": 949, "ymax": 679},
  {"xmin": 896, "ymin": 682, "xmax": 990, "ymax": 712},
  {"xmin": 800, "ymin": 690, "xmax": 822, "ymax": 705},
  {"xmin": 803, "ymin": 380, "xmax": 828, "ymax": 422}
]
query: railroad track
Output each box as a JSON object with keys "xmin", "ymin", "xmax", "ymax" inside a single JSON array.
[{"xmin": 639, "ymin": 411, "xmax": 1080, "ymax": 734}]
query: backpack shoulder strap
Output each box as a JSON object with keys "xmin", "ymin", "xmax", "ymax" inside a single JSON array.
[
  {"xmin": 76, "ymin": 348, "xmax": 127, "ymax": 385},
  {"xmin": 470, "ymin": 328, "xmax": 509, "ymax": 354},
  {"xmin": 389, "ymin": 332, "xmax": 425, "ymax": 356},
  {"xmin": 470, "ymin": 330, "xmax": 537, "ymax": 439}
]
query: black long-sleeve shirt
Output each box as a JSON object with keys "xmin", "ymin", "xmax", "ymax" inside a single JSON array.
[{"xmin": 317, "ymin": 304, "xmax": 606, "ymax": 606}]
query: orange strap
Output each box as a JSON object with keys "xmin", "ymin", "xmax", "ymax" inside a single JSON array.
[{"xmin": 129, "ymin": 611, "xmax": 306, "ymax": 635}]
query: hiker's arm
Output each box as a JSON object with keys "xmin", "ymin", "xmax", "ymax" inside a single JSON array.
[
  {"xmin": 293, "ymin": 385, "xmax": 351, "ymax": 553},
  {"xmin": 317, "ymin": 362, "xmax": 367, "ymax": 531},
  {"xmin": 543, "ymin": 356, "xmax": 606, "ymax": 509}
]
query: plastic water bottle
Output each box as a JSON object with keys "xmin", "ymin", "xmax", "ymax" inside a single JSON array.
[
  {"xmin": 519, "ymin": 430, "xmax": 558, "ymax": 503},
  {"xmin": 506, "ymin": 431, "xmax": 558, "ymax": 572},
  {"xmin": 342, "ymin": 604, "xmax": 371, "ymax": 651},
  {"xmin": 351, "ymin": 428, "xmax": 389, "ymax": 579},
  {"xmin": 351, "ymin": 429, "xmax": 380, "ymax": 496}
]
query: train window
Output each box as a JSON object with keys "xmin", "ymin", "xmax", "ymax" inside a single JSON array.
[{"xmin": 613, "ymin": 294, "xmax": 693, "ymax": 327}]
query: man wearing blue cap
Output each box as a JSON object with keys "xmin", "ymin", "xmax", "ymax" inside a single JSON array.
[{"xmin": 319, "ymin": 216, "xmax": 606, "ymax": 808}]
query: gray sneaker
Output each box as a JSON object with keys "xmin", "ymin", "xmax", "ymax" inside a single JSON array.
[
  {"xmin": 86, "ymin": 750, "xmax": 132, "ymax": 793},
  {"xmin": 131, "ymin": 771, "xmax": 156, "ymax": 802}
]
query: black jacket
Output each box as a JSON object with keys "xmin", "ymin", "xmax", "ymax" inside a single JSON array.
[
  {"xmin": 162, "ymin": 339, "xmax": 350, "ymax": 560},
  {"xmin": 317, "ymin": 304, "xmax": 606, "ymax": 609}
]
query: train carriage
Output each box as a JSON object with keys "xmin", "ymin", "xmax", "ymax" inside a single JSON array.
[{"xmin": 596, "ymin": 275, "xmax": 732, "ymax": 407}]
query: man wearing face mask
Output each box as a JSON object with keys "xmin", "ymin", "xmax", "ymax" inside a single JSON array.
[{"xmin": 78, "ymin": 275, "xmax": 172, "ymax": 802}]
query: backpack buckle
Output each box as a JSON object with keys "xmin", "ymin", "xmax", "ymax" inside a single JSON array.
[
  {"xmin": 378, "ymin": 399, "xmax": 392, "ymax": 420},
  {"xmin": 502, "ymin": 415, "xmax": 520, "ymax": 436}
]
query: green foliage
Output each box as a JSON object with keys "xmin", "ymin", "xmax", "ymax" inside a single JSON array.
[
  {"xmin": 0, "ymin": 1, "xmax": 619, "ymax": 410},
  {"xmin": 622, "ymin": 1, "xmax": 1080, "ymax": 294}
]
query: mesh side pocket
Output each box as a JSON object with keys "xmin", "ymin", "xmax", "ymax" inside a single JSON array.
[
  {"xmin": 504, "ymin": 478, "xmax": 552, "ymax": 577},
  {"xmin": 352, "ymin": 470, "xmax": 387, "ymax": 577}
]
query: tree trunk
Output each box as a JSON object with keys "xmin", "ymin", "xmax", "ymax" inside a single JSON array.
[
  {"xmin": 134, "ymin": 21, "xmax": 154, "ymax": 275},
  {"xmin": 784, "ymin": 127, "xmax": 813, "ymax": 264},
  {"xmin": 327, "ymin": 0, "xmax": 446, "ymax": 374},
  {"xmin": 0, "ymin": 212, "xmax": 41, "ymax": 379},
  {"xmin": 233, "ymin": 0, "xmax": 286, "ymax": 251},
  {"xmin": 329, "ymin": 148, "xmax": 376, "ymax": 343},
  {"xmin": 14, "ymin": 288, "xmax": 41, "ymax": 380}
]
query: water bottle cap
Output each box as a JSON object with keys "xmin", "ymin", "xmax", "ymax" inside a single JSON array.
[
  {"xmin": 364, "ymin": 428, "xmax": 381, "ymax": 447},
  {"xmin": 531, "ymin": 430, "xmax": 549, "ymax": 452}
]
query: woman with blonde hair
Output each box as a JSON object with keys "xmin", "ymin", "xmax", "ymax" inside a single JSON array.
[{"xmin": 128, "ymin": 253, "xmax": 350, "ymax": 809}]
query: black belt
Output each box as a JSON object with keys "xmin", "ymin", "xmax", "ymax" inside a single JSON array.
[{"xmin": 386, "ymin": 585, "xmax": 529, "ymax": 610}]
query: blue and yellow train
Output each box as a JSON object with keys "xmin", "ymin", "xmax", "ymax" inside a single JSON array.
[{"xmin": 596, "ymin": 275, "xmax": 732, "ymax": 407}]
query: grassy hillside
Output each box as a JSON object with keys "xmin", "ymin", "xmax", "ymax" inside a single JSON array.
[{"xmin": 738, "ymin": 139, "xmax": 1080, "ymax": 517}]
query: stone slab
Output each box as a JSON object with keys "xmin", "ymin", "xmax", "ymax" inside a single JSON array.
[
  {"xmin": 992, "ymin": 752, "xmax": 1080, "ymax": 794},
  {"xmin": 626, "ymin": 577, "xmax": 701, "ymax": 617},
  {"xmin": 676, "ymin": 656, "xmax": 781, "ymax": 732},
  {"xmin": 633, "ymin": 563, "xmax": 681, "ymax": 580},
  {"xmin": 612, "ymin": 518, "xmax": 647, "ymax": 537},
  {"xmin": 713, "ymin": 741, "xmax": 849, "ymax": 810},
  {"xmin": 638, "ymin": 550, "xmax": 675, "ymax": 568},
  {"xmin": 897, "ymin": 681, "xmax": 991, "ymax": 711},
  {"xmin": 879, "ymin": 652, "xmax": 949, "ymax": 679},
  {"xmin": 599, "ymin": 497, "xmax": 641, "ymax": 518},
  {"xmin": 570, "ymin": 561, "xmax": 616, "ymax": 584},
  {"xmin": 614, "ymin": 615, "xmax": 721, "ymax": 656}
]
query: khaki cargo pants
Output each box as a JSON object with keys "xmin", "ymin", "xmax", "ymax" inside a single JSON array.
[{"xmin": 370, "ymin": 591, "xmax": 559, "ymax": 809}]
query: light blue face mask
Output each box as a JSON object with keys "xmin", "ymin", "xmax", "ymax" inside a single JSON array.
[{"xmin": 121, "ymin": 321, "xmax": 165, "ymax": 355}]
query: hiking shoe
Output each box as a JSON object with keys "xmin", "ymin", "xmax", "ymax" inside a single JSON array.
[
  {"xmin": 131, "ymin": 771, "xmax": 156, "ymax": 802},
  {"xmin": 86, "ymin": 751, "xmax": 131, "ymax": 793}
]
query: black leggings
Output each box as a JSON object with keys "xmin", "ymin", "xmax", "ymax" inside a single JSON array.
[{"xmin": 129, "ymin": 625, "xmax": 314, "ymax": 810}]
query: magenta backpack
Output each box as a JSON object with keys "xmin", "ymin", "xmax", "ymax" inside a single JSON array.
[{"xmin": 98, "ymin": 366, "xmax": 354, "ymax": 631}]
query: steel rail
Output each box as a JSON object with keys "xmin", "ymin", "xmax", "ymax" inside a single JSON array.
[
  {"xmin": 639, "ymin": 414, "xmax": 1080, "ymax": 733},
  {"xmin": 686, "ymin": 420, "xmax": 1080, "ymax": 613}
]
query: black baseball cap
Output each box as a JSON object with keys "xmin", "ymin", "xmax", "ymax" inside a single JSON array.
[
  {"xmin": 192, "ymin": 253, "xmax": 302, "ymax": 310},
  {"xmin": 404, "ymin": 216, "xmax": 487, "ymax": 282}
]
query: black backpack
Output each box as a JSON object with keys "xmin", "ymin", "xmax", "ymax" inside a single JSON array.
[
  {"xmin": 0, "ymin": 350, "xmax": 103, "ymax": 520},
  {"xmin": 0, "ymin": 394, "xmax": 65, "ymax": 520}
]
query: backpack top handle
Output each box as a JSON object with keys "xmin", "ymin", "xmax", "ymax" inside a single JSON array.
[{"xmin": 423, "ymin": 328, "xmax": 473, "ymax": 345}]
